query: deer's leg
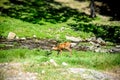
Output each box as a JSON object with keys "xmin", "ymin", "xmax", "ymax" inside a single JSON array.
[
  {"xmin": 57, "ymin": 50, "xmax": 60, "ymax": 55},
  {"xmin": 65, "ymin": 47, "xmax": 72, "ymax": 56},
  {"xmin": 57, "ymin": 50, "xmax": 62, "ymax": 55}
]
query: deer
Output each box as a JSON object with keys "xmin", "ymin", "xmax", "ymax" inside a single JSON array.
[{"xmin": 52, "ymin": 42, "xmax": 72, "ymax": 56}]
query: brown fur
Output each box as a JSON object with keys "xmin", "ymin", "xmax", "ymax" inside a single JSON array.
[{"xmin": 52, "ymin": 42, "xmax": 72, "ymax": 55}]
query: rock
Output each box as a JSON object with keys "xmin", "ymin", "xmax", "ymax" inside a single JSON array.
[
  {"xmin": 56, "ymin": 34, "xmax": 60, "ymax": 39},
  {"xmin": 110, "ymin": 47, "xmax": 120, "ymax": 53},
  {"xmin": 62, "ymin": 62, "xmax": 68, "ymax": 66},
  {"xmin": 33, "ymin": 35, "xmax": 36, "ymax": 38},
  {"xmin": 68, "ymin": 68, "xmax": 119, "ymax": 80},
  {"xmin": 16, "ymin": 36, "xmax": 19, "ymax": 39},
  {"xmin": 6, "ymin": 44, "xmax": 14, "ymax": 47},
  {"xmin": 41, "ymin": 70, "xmax": 45, "ymax": 74},
  {"xmin": 87, "ymin": 37, "xmax": 106, "ymax": 46},
  {"xmin": 86, "ymin": 37, "xmax": 96, "ymax": 42},
  {"xmin": 75, "ymin": 45, "xmax": 89, "ymax": 51},
  {"xmin": 94, "ymin": 48, "xmax": 101, "ymax": 52},
  {"xmin": 88, "ymin": 45, "xmax": 95, "ymax": 51},
  {"xmin": 116, "ymin": 45, "xmax": 120, "ymax": 48},
  {"xmin": 66, "ymin": 36, "xmax": 82, "ymax": 42},
  {"xmin": 7, "ymin": 32, "xmax": 16, "ymax": 40},
  {"xmin": 20, "ymin": 37, "xmax": 26, "ymax": 40},
  {"xmin": 60, "ymin": 27, "xmax": 65, "ymax": 31},
  {"xmin": 0, "ymin": 63, "xmax": 38, "ymax": 80},
  {"xmin": 89, "ymin": 41, "xmax": 100, "ymax": 47},
  {"xmin": 100, "ymin": 49, "xmax": 109, "ymax": 53},
  {"xmin": 49, "ymin": 59, "xmax": 58, "ymax": 67},
  {"xmin": 96, "ymin": 37, "xmax": 106, "ymax": 45},
  {"xmin": 70, "ymin": 43, "xmax": 78, "ymax": 47},
  {"xmin": 42, "ymin": 61, "xmax": 49, "ymax": 66},
  {"xmin": 89, "ymin": 41, "xmax": 102, "ymax": 52}
]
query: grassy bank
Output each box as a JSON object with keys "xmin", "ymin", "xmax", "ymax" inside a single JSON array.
[{"xmin": 0, "ymin": 16, "xmax": 93, "ymax": 40}]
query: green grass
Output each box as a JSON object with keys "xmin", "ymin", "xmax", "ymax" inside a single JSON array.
[
  {"xmin": 0, "ymin": 48, "xmax": 120, "ymax": 70},
  {"xmin": 0, "ymin": 1, "xmax": 120, "ymax": 79},
  {"xmin": 0, "ymin": 16, "xmax": 93, "ymax": 40},
  {"xmin": 0, "ymin": 48, "xmax": 120, "ymax": 79},
  {"xmin": 0, "ymin": 8, "xmax": 120, "ymax": 80}
]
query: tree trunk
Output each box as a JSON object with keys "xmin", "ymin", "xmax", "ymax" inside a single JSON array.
[{"xmin": 90, "ymin": 0, "xmax": 96, "ymax": 18}]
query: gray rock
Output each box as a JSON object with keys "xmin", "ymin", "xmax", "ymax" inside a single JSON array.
[
  {"xmin": 87, "ymin": 37, "xmax": 96, "ymax": 42},
  {"xmin": 97, "ymin": 37, "xmax": 106, "ymax": 45},
  {"xmin": 70, "ymin": 42, "xmax": 78, "ymax": 47},
  {"xmin": 116, "ymin": 45, "xmax": 120, "ymax": 48},
  {"xmin": 66, "ymin": 36, "xmax": 82, "ymax": 42},
  {"xmin": 7, "ymin": 32, "xmax": 16, "ymax": 40},
  {"xmin": 68, "ymin": 68, "xmax": 119, "ymax": 80},
  {"xmin": 110, "ymin": 48, "xmax": 120, "ymax": 53},
  {"xmin": 20, "ymin": 37, "xmax": 26, "ymax": 40},
  {"xmin": 49, "ymin": 59, "xmax": 58, "ymax": 67},
  {"xmin": 62, "ymin": 62, "xmax": 68, "ymax": 66},
  {"xmin": 0, "ymin": 63, "xmax": 38, "ymax": 80}
]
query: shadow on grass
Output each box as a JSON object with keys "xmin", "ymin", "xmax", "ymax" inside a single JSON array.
[
  {"xmin": 0, "ymin": 0, "xmax": 91, "ymax": 24},
  {"xmin": 1, "ymin": 0, "xmax": 119, "ymax": 43},
  {"xmin": 68, "ymin": 22, "xmax": 120, "ymax": 43}
]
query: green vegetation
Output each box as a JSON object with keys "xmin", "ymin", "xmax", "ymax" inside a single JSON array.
[
  {"xmin": 0, "ymin": 16, "xmax": 94, "ymax": 40},
  {"xmin": 0, "ymin": 48, "xmax": 120, "ymax": 70},
  {"xmin": 0, "ymin": 48, "xmax": 120, "ymax": 79},
  {"xmin": 0, "ymin": 0, "xmax": 120, "ymax": 79},
  {"xmin": 1, "ymin": 0, "xmax": 120, "ymax": 42}
]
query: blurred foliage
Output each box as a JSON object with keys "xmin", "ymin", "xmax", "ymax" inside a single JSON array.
[
  {"xmin": 0, "ymin": 0, "xmax": 91, "ymax": 24},
  {"xmin": 0, "ymin": 48, "xmax": 120, "ymax": 70},
  {"xmin": 0, "ymin": 0, "xmax": 120, "ymax": 43},
  {"xmin": 68, "ymin": 22, "xmax": 120, "ymax": 43},
  {"xmin": 77, "ymin": 0, "xmax": 120, "ymax": 20},
  {"xmin": 95, "ymin": 0, "xmax": 120, "ymax": 21}
]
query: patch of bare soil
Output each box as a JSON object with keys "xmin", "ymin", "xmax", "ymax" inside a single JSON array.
[
  {"xmin": 0, "ymin": 38, "xmax": 57, "ymax": 50},
  {"xmin": 55, "ymin": 0, "xmax": 90, "ymax": 15},
  {"xmin": 104, "ymin": 68, "xmax": 120, "ymax": 79},
  {"xmin": 55, "ymin": 0, "xmax": 120, "ymax": 26},
  {"xmin": 0, "ymin": 62, "xmax": 119, "ymax": 80},
  {"xmin": 68, "ymin": 68, "xmax": 120, "ymax": 80},
  {"xmin": 0, "ymin": 63, "xmax": 38, "ymax": 80}
]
